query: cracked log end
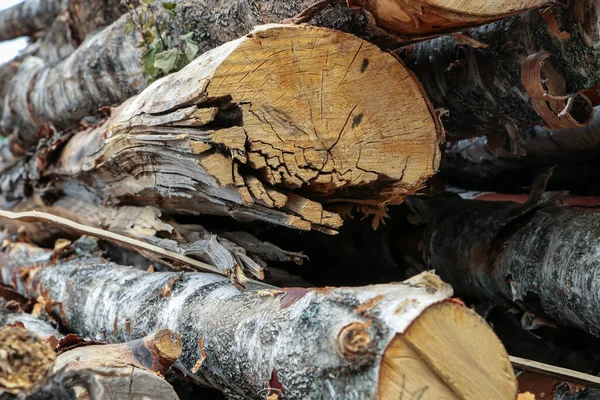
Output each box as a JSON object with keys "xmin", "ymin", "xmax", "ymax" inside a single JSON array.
[
  {"xmin": 0, "ymin": 326, "xmax": 55, "ymax": 391},
  {"xmin": 53, "ymin": 24, "xmax": 439, "ymax": 232},
  {"xmin": 379, "ymin": 302, "xmax": 517, "ymax": 399},
  {"xmin": 349, "ymin": 0, "xmax": 548, "ymax": 38},
  {"xmin": 207, "ymin": 24, "xmax": 441, "ymax": 203}
]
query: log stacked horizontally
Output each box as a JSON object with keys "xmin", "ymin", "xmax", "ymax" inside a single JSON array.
[
  {"xmin": 4, "ymin": 0, "xmax": 600, "ymax": 398},
  {"xmin": 0, "ymin": 238, "xmax": 518, "ymax": 399}
]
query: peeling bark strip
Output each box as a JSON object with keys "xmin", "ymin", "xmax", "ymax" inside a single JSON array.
[
  {"xmin": 0, "ymin": 240, "xmax": 517, "ymax": 399},
  {"xmin": 0, "ymin": 0, "xmax": 65, "ymax": 42},
  {"xmin": 348, "ymin": 0, "xmax": 549, "ymax": 40},
  {"xmin": 41, "ymin": 24, "xmax": 439, "ymax": 232},
  {"xmin": 404, "ymin": 0, "xmax": 600, "ymax": 138},
  {"xmin": 415, "ymin": 196, "xmax": 600, "ymax": 337}
]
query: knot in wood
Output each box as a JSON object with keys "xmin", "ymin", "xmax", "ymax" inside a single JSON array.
[{"xmin": 337, "ymin": 321, "xmax": 375, "ymax": 366}]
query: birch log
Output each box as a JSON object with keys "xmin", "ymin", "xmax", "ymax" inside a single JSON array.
[
  {"xmin": 408, "ymin": 195, "xmax": 600, "ymax": 338},
  {"xmin": 0, "ymin": 239, "xmax": 518, "ymax": 399},
  {"xmin": 403, "ymin": 0, "xmax": 600, "ymax": 138},
  {"xmin": 0, "ymin": 0, "xmax": 64, "ymax": 42},
  {"xmin": 15, "ymin": 24, "xmax": 440, "ymax": 233}
]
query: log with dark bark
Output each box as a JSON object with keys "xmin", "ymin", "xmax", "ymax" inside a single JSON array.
[
  {"xmin": 0, "ymin": 238, "xmax": 518, "ymax": 399},
  {"xmin": 403, "ymin": 1, "xmax": 600, "ymax": 139},
  {"xmin": 0, "ymin": 24, "xmax": 440, "ymax": 235},
  {"xmin": 404, "ymin": 194, "xmax": 600, "ymax": 338},
  {"xmin": 0, "ymin": 0, "xmax": 407, "ymax": 147},
  {"xmin": 348, "ymin": 0, "xmax": 549, "ymax": 40},
  {"xmin": 440, "ymin": 110, "xmax": 600, "ymax": 193}
]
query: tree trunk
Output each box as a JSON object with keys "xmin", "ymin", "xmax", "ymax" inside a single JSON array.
[
  {"xmin": 408, "ymin": 195, "xmax": 600, "ymax": 338},
  {"xmin": 2, "ymin": 24, "xmax": 440, "ymax": 234},
  {"xmin": 0, "ymin": 0, "xmax": 406, "ymax": 148},
  {"xmin": 349, "ymin": 0, "xmax": 549, "ymax": 40},
  {"xmin": 440, "ymin": 110, "xmax": 600, "ymax": 193},
  {"xmin": 403, "ymin": 1, "xmax": 600, "ymax": 138},
  {"xmin": 0, "ymin": 238, "xmax": 518, "ymax": 399}
]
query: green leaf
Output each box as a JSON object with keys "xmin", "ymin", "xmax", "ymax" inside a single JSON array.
[
  {"xmin": 180, "ymin": 32, "xmax": 193, "ymax": 40},
  {"xmin": 154, "ymin": 48, "xmax": 179, "ymax": 73},
  {"xmin": 184, "ymin": 40, "xmax": 198, "ymax": 62},
  {"xmin": 124, "ymin": 17, "xmax": 135, "ymax": 35},
  {"xmin": 162, "ymin": 2, "xmax": 177, "ymax": 10},
  {"xmin": 142, "ymin": 47, "xmax": 159, "ymax": 76}
]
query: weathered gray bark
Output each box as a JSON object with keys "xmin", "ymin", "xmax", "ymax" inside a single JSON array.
[
  {"xmin": 0, "ymin": 0, "xmax": 401, "ymax": 149},
  {"xmin": 0, "ymin": 238, "xmax": 514, "ymax": 399},
  {"xmin": 403, "ymin": 1, "xmax": 600, "ymax": 138},
  {"xmin": 1, "ymin": 312, "xmax": 62, "ymax": 340},
  {"xmin": 0, "ymin": 0, "xmax": 65, "ymax": 42},
  {"xmin": 409, "ymin": 195, "xmax": 600, "ymax": 337}
]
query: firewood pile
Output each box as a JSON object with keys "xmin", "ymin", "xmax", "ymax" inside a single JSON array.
[{"xmin": 1, "ymin": 0, "xmax": 600, "ymax": 399}]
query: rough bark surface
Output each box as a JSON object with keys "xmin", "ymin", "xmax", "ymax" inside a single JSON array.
[
  {"xmin": 0, "ymin": 0, "xmax": 65, "ymax": 42},
  {"xmin": 2, "ymin": 24, "xmax": 440, "ymax": 234},
  {"xmin": 413, "ymin": 196, "xmax": 600, "ymax": 337},
  {"xmin": 349, "ymin": 0, "xmax": 549, "ymax": 39},
  {"xmin": 440, "ymin": 110, "xmax": 600, "ymax": 192},
  {"xmin": 403, "ymin": 1, "xmax": 600, "ymax": 138},
  {"xmin": 0, "ymin": 0, "xmax": 403, "ymax": 148},
  {"xmin": 0, "ymin": 239, "xmax": 517, "ymax": 399}
]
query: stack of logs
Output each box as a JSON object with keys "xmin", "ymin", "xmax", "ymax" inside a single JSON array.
[{"xmin": 1, "ymin": 0, "xmax": 599, "ymax": 399}]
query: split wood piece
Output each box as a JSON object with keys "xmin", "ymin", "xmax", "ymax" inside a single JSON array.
[
  {"xmin": 0, "ymin": 182, "xmax": 302, "ymax": 286},
  {"xmin": 349, "ymin": 0, "xmax": 549, "ymax": 40},
  {"xmin": 41, "ymin": 23, "xmax": 439, "ymax": 231},
  {"xmin": 441, "ymin": 110, "xmax": 600, "ymax": 191},
  {"xmin": 0, "ymin": 239, "xmax": 517, "ymax": 399},
  {"xmin": 0, "ymin": 0, "xmax": 406, "ymax": 149},
  {"xmin": 408, "ymin": 194, "xmax": 600, "ymax": 338},
  {"xmin": 403, "ymin": 1, "xmax": 600, "ymax": 139}
]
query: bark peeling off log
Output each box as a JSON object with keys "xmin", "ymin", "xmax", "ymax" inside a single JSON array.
[
  {"xmin": 349, "ymin": 0, "xmax": 549, "ymax": 40},
  {"xmin": 404, "ymin": 1, "xmax": 600, "ymax": 138},
  {"xmin": 418, "ymin": 197, "xmax": 600, "ymax": 337},
  {"xmin": 43, "ymin": 24, "xmax": 439, "ymax": 232},
  {"xmin": 0, "ymin": 240, "xmax": 517, "ymax": 399}
]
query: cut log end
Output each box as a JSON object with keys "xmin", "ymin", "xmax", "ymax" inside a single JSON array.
[
  {"xmin": 379, "ymin": 301, "xmax": 517, "ymax": 400},
  {"xmin": 146, "ymin": 328, "xmax": 183, "ymax": 368},
  {"xmin": 349, "ymin": 0, "xmax": 549, "ymax": 38},
  {"xmin": 0, "ymin": 326, "xmax": 55, "ymax": 391},
  {"xmin": 217, "ymin": 25, "xmax": 440, "ymax": 204}
]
